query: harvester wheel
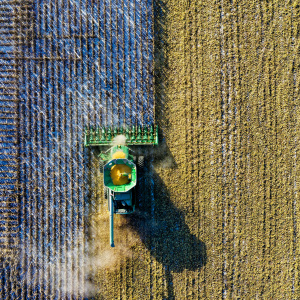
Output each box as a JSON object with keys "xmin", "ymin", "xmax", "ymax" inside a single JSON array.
[
  {"xmin": 104, "ymin": 187, "xmax": 108, "ymax": 200},
  {"xmin": 99, "ymin": 159, "xmax": 104, "ymax": 173},
  {"xmin": 138, "ymin": 156, "xmax": 144, "ymax": 168}
]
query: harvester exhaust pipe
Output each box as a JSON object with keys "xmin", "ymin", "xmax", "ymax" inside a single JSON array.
[{"xmin": 110, "ymin": 195, "xmax": 115, "ymax": 247}]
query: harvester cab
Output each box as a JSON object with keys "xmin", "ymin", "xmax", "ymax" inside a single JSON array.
[{"xmin": 84, "ymin": 125, "xmax": 158, "ymax": 247}]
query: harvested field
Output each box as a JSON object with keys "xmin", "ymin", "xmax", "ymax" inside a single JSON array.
[
  {"xmin": 1, "ymin": 0, "xmax": 300, "ymax": 299},
  {"xmin": 89, "ymin": 0, "xmax": 300, "ymax": 299}
]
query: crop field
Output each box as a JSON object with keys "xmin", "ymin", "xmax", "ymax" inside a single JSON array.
[{"xmin": 1, "ymin": 0, "xmax": 300, "ymax": 299}]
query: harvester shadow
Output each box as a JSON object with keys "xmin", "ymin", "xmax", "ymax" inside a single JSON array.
[
  {"xmin": 123, "ymin": 0, "xmax": 207, "ymax": 296},
  {"xmin": 126, "ymin": 163, "xmax": 207, "ymax": 299}
]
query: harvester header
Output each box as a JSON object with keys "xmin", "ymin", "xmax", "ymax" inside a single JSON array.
[{"xmin": 84, "ymin": 125, "xmax": 158, "ymax": 146}]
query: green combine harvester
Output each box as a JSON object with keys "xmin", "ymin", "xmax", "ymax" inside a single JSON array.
[{"xmin": 84, "ymin": 125, "xmax": 158, "ymax": 247}]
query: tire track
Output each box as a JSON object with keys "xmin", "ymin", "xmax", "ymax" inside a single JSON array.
[
  {"xmin": 292, "ymin": 3, "xmax": 300, "ymax": 298},
  {"xmin": 196, "ymin": 2, "xmax": 207, "ymax": 299},
  {"xmin": 231, "ymin": 1, "xmax": 243, "ymax": 297}
]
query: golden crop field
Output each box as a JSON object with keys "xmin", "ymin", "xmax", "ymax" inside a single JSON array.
[{"xmin": 87, "ymin": 0, "xmax": 300, "ymax": 299}]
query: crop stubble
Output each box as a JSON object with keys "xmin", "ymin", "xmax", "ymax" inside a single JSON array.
[{"xmin": 90, "ymin": 0, "xmax": 300, "ymax": 299}]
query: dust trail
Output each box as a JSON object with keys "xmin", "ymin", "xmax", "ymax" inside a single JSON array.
[
  {"xmin": 20, "ymin": 242, "xmax": 84, "ymax": 298},
  {"xmin": 152, "ymin": 140, "xmax": 177, "ymax": 169},
  {"xmin": 85, "ymin": 159, "xmax": 141, "ymax": 297},
  {"xmin": 21, "ymin": 213, "xmax": 140, "ymax": 298},
  {"xmin": 83, "ymin": 141, "xmax": 142, "ymax": 297},
  {"xmin": 87, "ymin": 209, "xmax": 140, "ymax": 270},
  {"xmin": 85, "ymin": 212, "xmax": 141, "ymax": 297}
]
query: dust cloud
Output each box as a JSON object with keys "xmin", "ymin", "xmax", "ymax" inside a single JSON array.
[
  {"xmin": 87, "ymin": 209, "xmax": 139, "ymax": 270},
  {"xmin": 20, "ymin": 209, "xmax": 140, "ymax": 298},
  {"xmin": 112, "ymin": 134, "xmax": 127, "ymax": 146},
  {"xmin": 152, "ymin": 140, "xmax": 176, "ymax": 169},
  {"xmin": 85, "ymin": 206, "xmax": 140, "ymax": 297}
]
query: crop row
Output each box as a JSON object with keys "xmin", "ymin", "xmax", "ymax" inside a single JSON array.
[{"xmin": 92, "ymin": 0, "xmax": 300, "ymax": 299}]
